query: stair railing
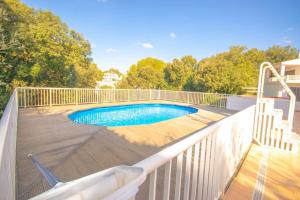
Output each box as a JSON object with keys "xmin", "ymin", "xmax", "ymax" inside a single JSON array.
[{"xmin": 256, "ymin": 62, "xmax": 296, "ymax": 133}]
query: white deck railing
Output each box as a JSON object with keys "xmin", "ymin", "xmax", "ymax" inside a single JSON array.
[
  {"xmin": 16, "ymin": 87, "xmax": 230, "ymax": 108},
  {"xmin": 0, "ymin": 90, "xmax": 18, "ymax": 200},
  {"xmin": 133, "ymin": 105, "xmax": 255, "ymax": 200},
  {"xmin": 0, "ymin": 87, "xmax": 242, "ymax": 200}
]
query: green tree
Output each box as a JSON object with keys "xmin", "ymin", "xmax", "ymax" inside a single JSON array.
[
  {"xmin": 106, "ymin": 68, "xmax": 122, "ymax": 77},
  {"xmin": 265, "ymin": 45, "xmax": 298, "ymax": 63},
  {"xmin": 0, "ymin": 0, "xmax": 103, "ymax": 116},
  {"xmin": 164, "ymin": 55, "xmax": 197, "ymax": 90},
  {"xmin": 0, "ymin": 0, "xmax": 22, "ymax": 116},
  {"xmin": 120, "ymin": 57, "xmax": 167, "ymax": 89},
  {"xmin": 185, "ymin": 46, "xmax": 265, "ymax": 94}
]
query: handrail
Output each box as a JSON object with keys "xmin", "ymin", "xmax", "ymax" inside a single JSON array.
[
  {"xmin": 133, "ymin": 105, "xmax": 254, "ymax": 173},
  {"xmin": 0, "ymin": 89, "xmax": 18, "ymax": 200},
  {"xmin": 257, "ymin": 62, "xmax": 296, "ymax": 132},
  {"xmin": 133, "ymin": 105, "xmax": 255, "ymax": 199}
]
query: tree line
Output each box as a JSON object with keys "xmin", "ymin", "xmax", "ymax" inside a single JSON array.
[
  {"xmin": 0, "ymin": 0, "xmax": 299, "ymax": 117},
  {"xmin": 117, "ymin": 46, "xmax": 298, "ymax": 94}
]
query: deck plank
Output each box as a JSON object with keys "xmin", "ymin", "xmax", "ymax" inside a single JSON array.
[{"xmin": 224, "ymin": 111, "xmax": 300, "ymax": 200}]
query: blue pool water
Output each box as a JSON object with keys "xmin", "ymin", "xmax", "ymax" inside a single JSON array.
[{"xmin": 69, "ymin": 104, "xmax": 198, "ymax": 127}]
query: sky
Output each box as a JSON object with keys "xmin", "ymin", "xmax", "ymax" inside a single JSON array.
[{"xmin": 22, "ymin": 0, "xmax": 300, "ymax": 73}]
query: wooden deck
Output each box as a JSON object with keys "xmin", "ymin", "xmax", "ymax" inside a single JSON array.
[
  {"xmin": 224, "ymin": 111, "xmax": 300, "ymax": 200},
  {"xmin": 16, "ymin": 101, "xmax": 234, "ymax": 199}
]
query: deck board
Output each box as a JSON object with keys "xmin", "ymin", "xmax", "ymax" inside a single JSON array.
[
  {"xmin": 224, "ymin": 111, "xmax": 300, "ymax": 200},
  {"xmin": 16, "ymin": 100, "xmax": 234, "ymax": 199}
]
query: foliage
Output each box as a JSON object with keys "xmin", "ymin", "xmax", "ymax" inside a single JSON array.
[
  {"xmin": 118, "ymin": 57, "xmax": 167, "ymax": 89},
  {"xmin": 265, "ymin": 45, "xmax": 298, "ymax": 63},
  {"xmin": 0, "ymin": 0, "xmax": 103, "ymax": 116},
  {"xmin": 164, "ymin": 56, "xmax": 197, "ymax": 90},
  {"xmin": 0, "ymin": 0, "xmax": 21, "ymax": 116},
  {"xmin": 185, "ymin": 46, "xmax": 298, "ymax": 94},
  {"xmin": 118, "ymin": 45, "xmax": 298, "ymax": 94},
  {"xmin": 185, "ymin": 46, "xmax": 265, "ymax": 94},
  {"xmin": 106, "ymin": 68, "xmax": 122, "ymax": 77}
]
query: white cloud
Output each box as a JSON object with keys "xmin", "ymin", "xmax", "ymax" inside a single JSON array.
[
  {"xmin": 105, "ymin": 48, "xmax": 117, "ymax": 53},
  {"xmin": 287, "ymin": 27, "xmax": 294, "ymax": 32},
  {"xmin": 284, "ymin": 39, "xmax": 292, "ymax": 44},
  {"xmin": 283, "ymin": 36, "xmax": 292, "ymax": 44},
  {"xmin": 169, "ymin": 32, "xmax": 176, "ymax": 38},
  {"xmin": 140, "ymin": 42, "xmax": 153, "ymax": 49},
  {"xmin": 97, "ymin": 0, "xmax": 108, "ymax": 3}
]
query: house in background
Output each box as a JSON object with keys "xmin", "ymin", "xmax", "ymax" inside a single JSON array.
[
  {"xmin": 96, "ymin": 71, "xmax": 122, "ymax": 89},
  {"xmin": 265, "ymin": 53, "xmax": 300, "ymax": 100}
]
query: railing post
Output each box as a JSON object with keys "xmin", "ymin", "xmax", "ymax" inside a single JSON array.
[
  {"xmin": 24, "ymin": 88, "xmax": 27, "ymax": 108},
  {"xmin": 128, "ymin": 89, "xmax": 130, "ymax": 102},
  {"xmin": 149, "ymin": 89, "xmax": 152, "ymax": 101},
  {"xmin": 113, "ymin": 88, "xmax": 116, "ymax": 103},
  {"xmin": 49, "ymin": 88, "xmax": 52, "ymax": 107},
  {"xmin": 158, "ymin": 89, "xmax": 161, "ymax": 100},
  {"xmin": 96, "ymin": 89, "xmax": 99, "ymax": 104},
  {"xmin": 187, "ymin": 92, "xmax": 190, "ymax": 104},
  {"xmin": 76, "ymin": 88, "xmax": 78, "ymax": 105}
]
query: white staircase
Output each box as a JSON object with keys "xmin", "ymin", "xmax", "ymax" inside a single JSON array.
[{"xmin": 254, "ymin": 62, "xmax": 298, "ymax": 152}]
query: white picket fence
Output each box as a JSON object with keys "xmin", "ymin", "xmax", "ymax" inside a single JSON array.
[
  {"xmin": 0, "ymin": 90, "xmax": 18, "ymax": 200},
  {"xmin": 16, "ymin": 87, "xmax": 230, "ymax": 108}
]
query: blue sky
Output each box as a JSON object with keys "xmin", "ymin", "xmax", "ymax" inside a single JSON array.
[{"xmin": 22, "ymin": 0, "xmax": 300, "ymax": 73}]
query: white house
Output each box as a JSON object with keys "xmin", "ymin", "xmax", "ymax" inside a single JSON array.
[
  {"xmin": 264, "ymin": 53, "xmax": 300, "ymax": 101},
  {"xmin": 96, "ymin": 72, "xmax": 122, "ymax": 89}
]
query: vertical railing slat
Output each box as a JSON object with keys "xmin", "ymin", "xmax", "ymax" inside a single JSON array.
[
  {"xmin": 163, "ymin": 160, "xmax": 172, "ymax": 200},
  {"xmin": 190, "ymin": 142, "xmax": 200, "ymax": 200},
  {"xmin": 183, "ymin": 147, "xmax": 192, "ymax": 200},
  {"xmin": 174, "ymin": 152, "xmax": 183, "ymax": 200},
  {"xmin": 149, "ymin": 169, "xmax": 157, "ymax": 200}
]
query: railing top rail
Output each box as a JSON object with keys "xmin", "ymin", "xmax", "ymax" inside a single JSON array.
[
  {"xmin": 0, "ymin": 90, "xmax": 17, "ymax": 158},
  {"xmin": 17, "ymin": 87, "xmax": 232, "ymax": 96},
  {"xmin": 258, "ymin": 61, "xmax": 296, "ymax": 128},
  {"xmin": 133, "ymin": 105, "xmax": 255, "ymax": 173}
]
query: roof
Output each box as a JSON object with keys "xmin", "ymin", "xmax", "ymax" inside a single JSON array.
[{"xmin": 281, "ymin": 58, "xmax": 300, "ymax": 66}]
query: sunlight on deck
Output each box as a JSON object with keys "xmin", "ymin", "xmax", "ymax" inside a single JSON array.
[{"xmin": 224, "ymin": 112, "xmax": 300, "ymax": 200}]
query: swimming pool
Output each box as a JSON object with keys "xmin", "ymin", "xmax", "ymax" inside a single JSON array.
[{"xmin": 69, "ymin": 104, "xmax": 198, "ymax": 127}]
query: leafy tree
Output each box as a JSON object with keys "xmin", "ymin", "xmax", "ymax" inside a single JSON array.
[
  {"xmin": 0, "ymin": 0, "xmax": 103, "ymax": 116},
  {"xmin": 265, "ymin": 45, "xmax": 298, "ymax": 63},
  {"xmin": 185, "ymin": 46, "xmax": 265, "ymax": 94},
  {"xmin": 164, "ymin": 55, "xmax": 197, "ymax": 90},
  {"xmin": 120, "ymin": 57, "xmax": 167, "ymax": 89},
  {"xmin": 106, "ymin": 68, "xmax": 122, "ymax": 77},
  {"xmin": 0, "ymin": 0, "xmax": 22, "ymax": 116}
]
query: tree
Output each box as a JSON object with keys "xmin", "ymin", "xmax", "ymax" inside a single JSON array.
[
  {"xmin": 120, "ymin": 57, "xmax": 167, "ymax": 89},
  {"xmin": 2, "ymin": 0, "xmax": 103, "ymax": 89},
  {"xmin": 185, "ymin": 46, "xmax": 265, "ymax": 94},
  {"xmin": 106, "ymin": 68, "xmax": 122, "ymax": 77},
  {"xmin": 164, "ymin": 56, "xmax": 197, "ymax": 90},
  {"xmin": 265, "ymin": 45, "xmax": 298, "ymax": 63},
  {"xmin": 0, "ymin": 0, "xmax": 103, "ymax": 116},
  {"xmin": 0, "ymin": 0, "xmax": 22, "ymax": 116}
]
